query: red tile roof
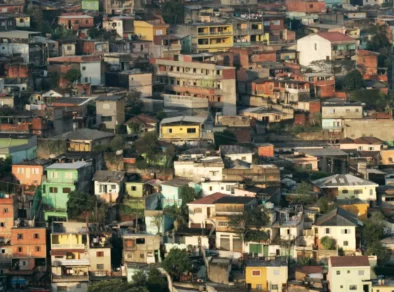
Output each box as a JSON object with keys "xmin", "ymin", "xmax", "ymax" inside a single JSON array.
[
  {"xmin": 296, "ymin": 266, "xmax": 324, "ymax": 274},
  {"xmin": 188, "ymin": 192, "xmax": 226, "ymax": 205},
  {"xmin": 330, "ymin": 256, "xmax": 369, "ymax": 267},
  {"xmin": 317, "ymin": 32, "xmax": 355, "ymax": 43},
  {"xmin": 353, "ymin": 136, "xmax": 383, "ymax": 144}
]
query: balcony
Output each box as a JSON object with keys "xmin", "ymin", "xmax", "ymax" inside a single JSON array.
[
  {"xmin": 52, "ymin": 259, "xmax": 90, "ymax": 266},
  {"xmin": 332, "ymin": 49, "xmax": 356, "ymax": 59},
  {"xmin": 286, "ymin": 88, "xmax": 310, "ymax": 93},
  {"xmin": 51, "ymin": 244, "xmax": 86, "ymax": 249},
  {"xmin": 197, "ymin": 42, "xmax": 232, "ymax": 49},
  {"xmin": 162, "ymin": 44, "xmax": 181, "ymax": 51},
  {"xmin": 52, "ymin": 274, "xmax": 89, "ymax": 282},
  {"xmin": 198, "ymin": 31, "xmax": 232, "ymax": 36},
  {"xmin": 233, "ymin": 28, "xmax": 249, "ymax": 35}
]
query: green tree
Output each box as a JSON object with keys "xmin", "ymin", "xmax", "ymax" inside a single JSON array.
[
  {"xmin": 64, "ymin": 69, "xmax": 81, "ymax": 83},
  {"xmin": 67, "ymin": 191, "xmax": 98, "ymax": 219},
  {"xmin": 298, "ymin": 256, "xmax": 318, "ymax": 266},
  {"xmin": 146, "ymin": 268, "xmax": 169, "ymax": 292},
  {"xmin": 161, "ymin": 0, "xmax": 184, "ymax": 24},
  {"xmin": 320, "ymin": 236, "xmax": 336, "ymax": 250},
  {"xmin": 162, "ymin": 248, "xmax": 192, "ymax": 280},
  {"xmin": 156, "ymin": 111, "xmax": 167, "ymax": 121},
  {"xmin": 110, "ymin": 135, "xmax": 125, "ymax": 152},
  {"xmin": 363, "ymin": 212, "xmax": 386, "ymax": 246},
  {"xmin": 128, "ymin": 121, "xmax": 141, "ymax": 134},
  {"xmin": 367, "ymin": 23, "xmax": 390, "ymax": 51},
  {"xmin": 343, "ymin": 70, "xmax": 364, "ymax": 91},
  {"xmin": 214, "ymin": 130, "xmax": 237, "ymax": 148},
  {"xmin": 367, "ymin": 241, "xmax": 389, "ymax": 265},
  {"xmin": 132, "ymin": 270, "xmax": 147, "ymax": 287},
  {"xmin": 287, "ymin": 181, "xmax": 316, "ymax": 205},
  {"xmin": 317, "ymin": 196, "xmax": 338, "ymax": 214},
  {"xmin": 125, "ymin": 91, "xmax": 143, "ymax": 116},
  {"xmin": 228, "ymin": 208, "xmax": 269, "ymax": 242},
  {"xmin": 179, "ymin": 185, "xmax": 198, "ymax": 205},
  {"xmin": 48, "ymin": 72, "xmax": 60, "ymax": 88},
  {"xmin": 134, "ymin": 132, "xmax": 162, "ymax": 164},
  {"xmin": 295, "ymin": 181, "xmax": 313, "ymax": 194},
  {"xmin": 88, "ymin": 279, "xmax": 148, "ymax": 292},
  {"xmin": 350, "ymin": 89, "xmax": 389, "ymax": 111}
]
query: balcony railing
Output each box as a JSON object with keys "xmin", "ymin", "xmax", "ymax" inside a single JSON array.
[
  {"xmin": 52, "ymin": 274, "xmax": 89, "ymax": 282},
  {"xmin": 198, "ymin": 31, "xmax": 232, "ymax": 36},
  {"xmin": 51, "ymin": 244, "xmax": 86, "ymax": 249}
]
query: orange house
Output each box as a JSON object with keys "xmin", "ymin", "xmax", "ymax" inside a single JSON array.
[
  {"xmin": 12, "ymin": 159, "xmax": 50, "ymax": 188},
  {"xmin": 11, "ymin": 226, "xmax": 47, "ymax": 271},
  {"xmin": 0, "ymin": 195, "xmax": 16, "ymax": 243}
]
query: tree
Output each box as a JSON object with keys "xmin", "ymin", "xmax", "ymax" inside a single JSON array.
[
  {"xmin": 320, "ymin": 236, "xmax": 336, "ymax": 250},
  {"xmin": 125, "ymin": 91, "xmax": 143, "ymax": 116},
  {"xmin": 156, "ymin": 111, "xmax": 167, "ymax": 121},
  {"xmin": 146, "ymin": 268, "xmax": 169, "ymax": 292},
  {"xmin": 350, "ymin": 89, "xmax": 389, "ymax": 111},
  {"xmin": 88, "ymin": 279, "xmax": 148, "ymax": 292},
  {"xmin": 298, "ymin": 256, "xmax": 318, "ymax": 266},
  {"xmin": 67, "ymin": 191, "xmax": 98, "ymax": 219},
  {"xmin": 295, "ymin": 181, "xmax": 313, "ymax": 194},
  {"xmin": 367, "ymin": 241, "xmax": 389, "ymax": 265},
  {"xmin": 287, "ymin": 181, "xmax": 316, "ymax": 205},
  {"xmin": 228, "ymin": 208, "xmax": 269, "ymax": 242},
  {"xmin": 128, "ymin": 121, "xmax": 141, "ymax": 134},
  {"xmin": 343, "ymin": 70, "xmax": 364, "ymax": 91},
  {"xmin": 110, "ymin": 135, "xmax": 125, "ymax": 152},
  {"xmin": 317, "ymin": 196, "xmax": 338, "ymax": 214},
  {"xmin": 164, "ymin": 205, "xmax": 188, "ymax": 230},
  {"xmin": 161, "ymin": 0, "xmax": 184, "ymax": 24},
  {"xmin": 309, "ymin": 59, "xmax": 355, "ymax": 76},
  {"xmin": 134, "ymin": 132, "xmax": 162, "ymax": 164},
  {"xmin": 64, "ymin": 69, "xmax": 81, "ymax": 83},
  {"xmin": 132, "ymin": 270, "xmax": 147, "ymax": 287},
  {"xmin": 162, "ymin": 248, "xmax": 192, "ymax": 280},
  {"xmin": 363, "ymin": 212, "xmax": 386, "ymax": 246},
  {"xmin": 367, "ymin": 24, "xmax": 390, "ymax": 51},
  {"xmin": 214, "ymin": 130, "xmax": 237, "ymax": 148},
  {"xmin": 48, "ymin": 72, "xmax": 60, "ymax": 88},
  {"xmin": 179, "ymin": 185, "xmax": 198, "ymax": 205}
]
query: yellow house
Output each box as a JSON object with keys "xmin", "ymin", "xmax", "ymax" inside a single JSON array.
[
  {"xmin": 159, "ymin": 116, "xmax": 205, "ymax": 143},
  {"xmin": 337, "ymin": 198, "xmax": 369, "ymax": 220},
  {"xmin": 134, "ymin": 20, "xmax": 168, "ymax": 41},
  {"xmin": 196, "ymin": 23, "xmax": 233, "ymax": 52},
  {"xmin": 245, "ymin": 259, "xmax": 288, "ymax": 291}
]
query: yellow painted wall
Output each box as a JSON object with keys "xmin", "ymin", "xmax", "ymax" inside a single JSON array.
[
  {"xmin": 245, "ymin": 266, "xmax": 267, "ymax": 290},
  {"xmin": 54, "ymin": 234, "xmax": 83, "ymax": 244},
  {"xmin": 160, "ymin": 124, "xmax": 201, "ymax": 140},
  {"xmin": 134, "ymin": 21, "xmax": 167, "ymax": 41},
  {"xmin": 340, "ymin": 203, "xmax": 368, "ymax": 220},
  {"xmin": 126, "ymin": 182, "xmax": 144, "ymax": 198},
  {"xmin": 69, "ymin": 141, "xmax": 91, "ymax": 152}
]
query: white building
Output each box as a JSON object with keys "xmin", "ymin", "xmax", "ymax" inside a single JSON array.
[
  {"xmin": 314, "ymin": 208, "xmax": 361, "ymax": 251},
  {"xmin": 174, "ymin": 156, "xmax": 224, "ymax": 181},
  {"xmin": 200, "ymin": 181, "xmax": 241, "ymax": 196},
  {"xmin": 187, "ymin": 192, "xmax": 225, "ymax": 228},
  {"xmin": 297, "ymin": 32, "xmax": 357, "ymax": 67},
  {"xmin": 93, "ymin": 170, "xmax": 125, "ymax": 203},
  {"xmin": 328, "ymin": 256, "xmax": 371, "ymax": 292}
]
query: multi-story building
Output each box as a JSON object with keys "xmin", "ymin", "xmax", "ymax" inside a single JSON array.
[
  {"xmin": 95, "ymin": 95, "xmax": 126, "ymax": 130},
  {"xmin": 321, "ymin": 101, "xmax": 363, "ymax": 132},
  {"xmin": 104, "ymin": 0, "xmax": 133, "ymax": 15},
  {"xmin": 286, "ymin": 0, "xmax": 326, "ymax": 13},
  {"xmin": 327, "ymin": 256, "xmax": 371, "ymax": 292},
  {"xmin": 173, "ymin": 22, "xmax": 234, "ymax": 53},
  {"xmin": 0, "ymin": 194, "xmax": 16, "ymax": 244},
  {"xmin": 12, "ymin": 159, "xmax": 50, "ymax": 189},
  {"xmin": 8, "ymin": 223, "xmax": 47, "ymax": 287},
  {"xmin": 50, "ymin": 222, "xmax": 90, "ymax": 292},
  {"xmin": 103, "ymin": 16, "xmax": 134, "ymax": 40},
  {"xmin": 296, "ymin": 72, "xmax": 335, "ymax": 98},
  {"xmin": 41, "ymin": 161, "xmax": 93, "ymax": 222},
  {"xmin": 152, "ymin": 35, "xmax": 182, "ymax": 58},
  {"xmin": 134, "ymin": 19, "xmax": 168, "ymax": 41},
  {"xmin": 93, "ymin": 170, "xmax": 125, "ymax": 203},
  {"xmin": 233, "ymin": 18, "xmax": 269, "ymax": 47},
  {"xmin": 151, "ymin": 57, "xmax": 237, "ymax": 115},
  {"xmin": 55, "ymin": 129, "xmax": 115, "ymax": 152},
  {"xmin": 58, "ymin": 15, "xmax": 95, "ymax": 30},
  {"xmin": 297, "ymin": 32, "xmax": 358, "ymax": 66},
  {"xmin": 122, "ymin": 234, "xmax": 161, "ymax": 282},
  {"xmin": 245, "ymin": 258, "xmax": 288, "ymax": 291}
]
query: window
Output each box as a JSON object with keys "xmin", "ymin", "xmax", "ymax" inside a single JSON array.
[
  {"xmin": 34, "ymin": 233, "xmax": 39, "ymax": 239},
  {"xmin": 256, "ymin": 284, "xmax": 263, "ymax": 290},
  {"xmin": 85, "ymin": 77, "xmax": 88, "ymax": 82},
  {"xmin": 49, "ymin": 187, "xmax": 58, "ymax": 193},
  {"xmin": 96, "ymin": 251, "xmax": 104, "ymax": 257},
  {"xmin": 19, "ymin": 18, "xmax": 24, "ymax": 23},
  {"xmin": 97, "ymin": 264, "xmax": 104, "ymax": 270},
  {"xmin": 271, "ymin": 285, "xmax": 278, "ymax": 290},
  {"xmin": 131, "ymin": 186, "xmax": 137, "ymax": 191},
  {"xmin": 252, "ymin": 270, "xmax": 261, "ymax": 276},
  {"xmin": 101, "ymin": 116, "xmax": 113, "ymax": 122},
  {"xmin": 342, "ymin": 190, "xmax": 348, "ymax": 194},
  {"xmin": 209, "ymin": 186, "xmax": 213, "ymax": 191},
  {"xmin": 194, "ymin": 208, "xmax": 202, "ymax": 213},
  {"xmin": 140, "ymin": 253, "xmax": 144, "ymax": 259},
  {"xmin": 63, "ymin": 188, "xmax": 71, "ymax": 194},
  {"xmin": 218, "ymin": 221, "xmax": 228, "ymax": 227},
  {"xmin": 17, "ymin": 234, "xmax": 23, "ymax": 240},
  {"xmin": 65, "ymin": 172, "xmax": 72, "ymax": 179},
  {"xmin": 111, "ymin": 185, "xmax": 116, "ymax": 190},
  {"xmin": 314, "ymin": 43, "xmax": 317, "ymax": 50},
  {"xmin": 167, "ymin": 128, "xmax": 172, "ymax": 133},
  {"xmin": 354, "ymin": 190, "xmax": 362, "ymax": 195},
  {"xmin": 67, "ymin": 45, "xmax": 72, "ymax": 50},
  {"xmin": 342, "ymin": 229, "xmax": 349, "ymax": 234},
  {"xmin": 349, "ymin": 285, "xmax": 357, "ymax": 290},
  {"xmin": 325, "ymin": 228, "xmax": 330, "ymax": 234},
  {"xmin": 1, "ymin": 249, "xmax": 5, "ymax": 254},
  {"xmin": 358, "ymin": 270, "xmax": 364, "ymax": 276},
  {"xmin": 344, "ymin": 241, "xmax": 349, "ymax": 246},
  {"xmin": 35, "ymin": 246, "xmax": 40, "ymax": 252},
  {"xmin": 336, "ymin": 271, "xmax": 340, "ymax": 275},
  {"xmin": 0, "ymin": 223, "xmax": 4, "ymax": 227},
  {"xmin": 242, "ymin": 156, "xmax": 246, "ymax": 161},
  {"xmin": 76, "ymin": 284, "xmax": 82, "ymax": 289},
  {"xmin": 187, "ymin": 128, "xmax": 196, "ymax": 134},
  {"xmin": 347, "ymin": 270, "xmax": 350, "ymax": 274},
  {"xmin": 273, "ymin": 270, "xmax": 280, "ymax": 276},
  {"xmin": 17, "ymin": 167, "xmax": 24, "ymax": 174},
  {"xmin": 32, "ymin": 168, "xmax": 39, "ymax": 175},
  {"xmin": 18, "ymin": 247, "xmax": 22, "ymax": 252}
]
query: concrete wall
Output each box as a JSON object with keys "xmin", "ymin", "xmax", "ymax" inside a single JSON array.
[
  {"xmin": 297, "ymin": 34, "xmax": 331, "ymax": 66},
  {"xmin": 343, "ymin": 119, "xmax": 394, "ymax": 140}
]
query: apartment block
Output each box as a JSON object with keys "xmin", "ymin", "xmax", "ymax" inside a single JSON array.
[{"xmin": 151, "ymin": 57, "xmax": 237, "ymax": 116}]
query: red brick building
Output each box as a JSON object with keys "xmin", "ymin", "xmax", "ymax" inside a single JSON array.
[
  {"xmin": 294, "ymin": 72, "xmax": 335, "ymax": 98},
  {"xmin": 286, "ymin": 0, "xmax": 326, "ymax": 13},
  {"xmin": 356, "ymin": 50, "xmax": 388, "ymax": 82},
  {"xmin": 0, "ymin": 195, "xmax": 16, "ymax": 244},
  {"xmin": 0, "ymin": 4, "xmax": 23, "ymax": 13},
  {"xmin": 10, "ymin": 226, "xmax": 47, "ymax": 273}
]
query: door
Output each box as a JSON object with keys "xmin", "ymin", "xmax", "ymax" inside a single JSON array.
[
  {"xmin": 26, "ymin": 167, "xmax": 30, "ymax": 179},
  {"xmin": 263, "ymin": 245, "xmax": 269, "ymax": 256},
  {"xmin": 207, "ymin": 207, "xmax": 211, "ymax": 218}
]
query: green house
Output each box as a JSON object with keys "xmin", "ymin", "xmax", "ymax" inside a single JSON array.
[
  {"xmin": 42, "ymin": 161, "xmax": 93, "ymax": 221},
  {"xmin": 82, "ymin": 0, "xmax": 100, "ymax": 11}
]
